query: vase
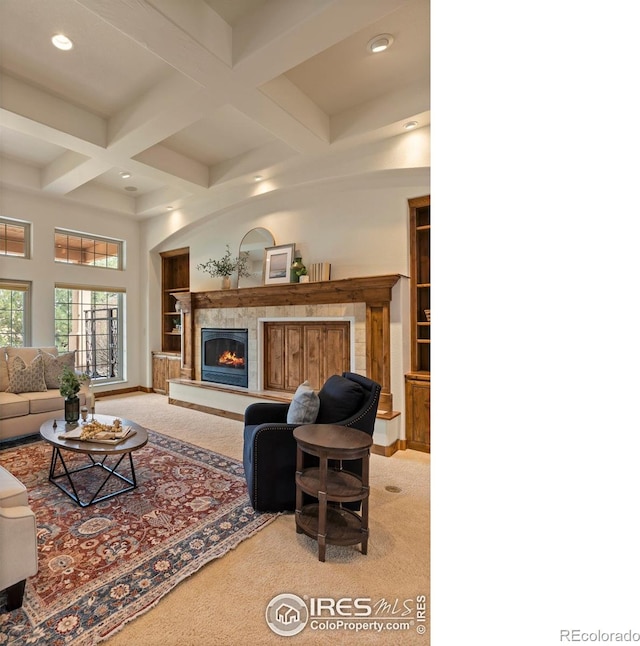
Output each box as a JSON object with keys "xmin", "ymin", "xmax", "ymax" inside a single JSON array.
[
  {"xmin": 221, "ymin": 276, "xmax": 231, "ymax": 290},
  {"xmin": 64, "ymin": 395, "xmax": 80, "ymax": 423},
  {"xmin": 291, "ymin": 257, "xmax": 306, "ymax": 283}
]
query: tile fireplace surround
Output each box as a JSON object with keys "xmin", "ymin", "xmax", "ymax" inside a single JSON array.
[
  {"xmin": 196, "ymin": 303, "xmax": 366, "ymax": 390},
  {"xmin": 170, "ymin": 275, "xmax": 403, "ymax": 453}
]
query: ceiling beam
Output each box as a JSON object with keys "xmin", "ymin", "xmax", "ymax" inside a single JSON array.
[
  {"xmin": 76, "ymin": 0, "xmax": 334, "ymax": 151},
  {"xmin": 41, "ymin": 152, "xmax": 112, "ymax": 194},
  {"xmin": 0, "ymin": 73, "xmax": 106, "ymax": 151}
]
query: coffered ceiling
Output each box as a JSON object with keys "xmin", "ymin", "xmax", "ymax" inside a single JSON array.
[{"xmin": 0, "ymin": 0, "xmax": 430, "ymax": 221}]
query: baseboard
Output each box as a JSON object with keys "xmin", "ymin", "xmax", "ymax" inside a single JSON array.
[
  {"xmin": 96, "ymin": 385, "xmax": 150, "ymax": 398},
  {"xmin": 169, "ymin": 398, "xmax": 244, "ymax": 422}
]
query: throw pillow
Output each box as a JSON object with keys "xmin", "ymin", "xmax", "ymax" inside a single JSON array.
[
  {"xmin": 287, "ymin": 380, "xmax": 320, "ymax": 424},
  {"xmin": 6, "ymin": 354, "xmax": 48, "ymax": 394},
  {"xmin": 40, "ymin": 350, "xmax": 77, "ymax": 389},
  {"xmin": 0, "ymin": 347, "xmax": 8, "ymax": 391},
  {"xmin": 315, "ymin": 374, "xmax": 365, "ymax": 424}
]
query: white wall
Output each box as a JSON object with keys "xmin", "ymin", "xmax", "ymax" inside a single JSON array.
[
  {"xmin": 0, "ymin": 188, "xmax": 143, "ymax": 391},
  {"xmin": 144, "ymin": 168, "xmax": 429, "ymax": 421}
]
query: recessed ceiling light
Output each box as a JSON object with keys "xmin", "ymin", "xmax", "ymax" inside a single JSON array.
[
  {"xmin": 52, "ymin": 34, "xmax": 74, "ymax": 51},
  {"xmin": 254, "ymin": 175, "xmax": 263, "ymax": 182},
  {"xmin": 124, "ymin": 186, "xmax": 137, "ymax": 192},
  {"xmin": 120, "ymin": 171, "xmax": 131, "ymax": 179},
  {"xmin": 367, "ymin": 34, "xmax": 394, "ymax": 54},
  {"xmin": 166, "ymin": 206, "xmax": 174, "ymax": 210},
  {"xmin": 404, "ymin": 121, "xmax": 419, "ymax": 130}
]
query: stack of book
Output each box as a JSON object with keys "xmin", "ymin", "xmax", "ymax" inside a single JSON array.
[{"xmin": 308, "ymin": 262, "xmax": 331, "ymax": 282}]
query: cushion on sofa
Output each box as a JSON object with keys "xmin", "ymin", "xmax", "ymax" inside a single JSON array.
[
  {"xmin": 0, "ymin": 347, "xmax": 8, "ymax": 391},
  {"xmin": 6, "ymin": 355, "xmax": 48, "ymax": 394},
  {"xmin": 315, "ymin": 374, "xmax": 366, "ymax": 424},
  {"xmin": 286, "ymin": 381, "xmax": 320, "ymax": 424},
  {"xmin": 23, "ymin": 390, "xmax": 66, "ymax": 414},
  {"xmin": 6, "ymin": 346, "xmax": 57, "ymax": 366},
  {"xmin": 0, "ymin": 392, "xmax": 30, "ymax": 420},
  {"xmin": 40, "ymin": 350, "xmax": 76, "ymax": 389}
]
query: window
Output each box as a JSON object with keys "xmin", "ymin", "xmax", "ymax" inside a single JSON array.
[
  {"xmin": 55, "ymin": 286, "xmax": 124, "ymax": 382},
  {"xmin": 0, "ymin": 280, "xmax": 31, "ymax": 346},
  {"xmin": 54, "ymin": 229, "xmax": 123, "ymax": 269},
  {"xmin": 0, "ymin": 217, "xmax": 30, "ymax": 258}
]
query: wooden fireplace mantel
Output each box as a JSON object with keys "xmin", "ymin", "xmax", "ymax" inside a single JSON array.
[
  {"xmin": 173, "ymin": 274, "xmax": 402, "ymax": 412},
  {"xmin": 173, "ymin": 274, "xmax": 401, "ymax": 311}
]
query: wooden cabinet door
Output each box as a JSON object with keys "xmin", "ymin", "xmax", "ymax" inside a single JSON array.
[
  {"xmin": 285, "ymin": 325, "xmax": 304, "ymax": 390},
  {"xmin": 167, "ymin": 355, "xmax": 182, "ymax": 382},
  {"xmin": 303, "ymin": 325, "xmax": 323, "ymax": 390},
  {"xmin": 152, "ymin": 354, "xmax": 168, "ymax": 393},
  {"xmin": 264, "ymin": 322, "xmax": 350, "ymax": 392},
  {"xmin": 264, "ymin": 324, "xmax": 285, "ymax": 390},
  {"xmin": 405, "ymin": 376, "xmax": 430, "ymax": 452},
  {"xmin": 324, "ymin": 324, "xmax": 348, "ymax": 382},
  {"xmin": 153, "ymin": 353, "xmax": 181, "ymax": 394}
]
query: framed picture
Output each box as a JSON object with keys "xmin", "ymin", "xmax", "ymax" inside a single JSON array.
[{"xmin": 263, "ymin": 243, "xmax": 295, "ymax": 285}]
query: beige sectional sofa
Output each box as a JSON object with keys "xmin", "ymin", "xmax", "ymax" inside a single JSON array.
[{"xmin": 0, "ymin": 347, "xmax": 88, "ymax": 442}]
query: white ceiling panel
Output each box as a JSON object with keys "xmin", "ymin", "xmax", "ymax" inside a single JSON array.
[
  {"xmin": 284, "ymin": 0, "xmax": 429, "ymax": 116},
  {"xmin": 0, "ymin": 127, "xmax": 67, "ymax": 166},
  {"xmin": 91, "ymin": 167, "xmax": 168, "ymax": 196},
  {"xmin": 161, "ymin": 105, "xmax": 277, "ymax": 167},
  {"xmin": 0, "ymin": 0, "xmax": 173, "ymax": 117}
]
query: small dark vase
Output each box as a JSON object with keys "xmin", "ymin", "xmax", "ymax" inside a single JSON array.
[{"xmin": 64, "ymin": 395, "xmax": 80, "ymax": 423}]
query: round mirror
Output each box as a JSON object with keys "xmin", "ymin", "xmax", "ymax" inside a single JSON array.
[{"xmin": 238, "ymin": 227, "xmax": 275, "ymax": 287}]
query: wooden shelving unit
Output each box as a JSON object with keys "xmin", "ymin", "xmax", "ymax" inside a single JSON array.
[
  {"xmin": 152, "ymin": 248, "xmax": 189, "ymax": 394},
  {"xmin": 405, "ymin": 196, "xmax": 430, "ymax": 452},
  {"xmin": 160, "ymin": 248, "xmax": 189, "ymax": 353}
]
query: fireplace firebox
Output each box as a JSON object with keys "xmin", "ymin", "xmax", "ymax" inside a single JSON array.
[{"xmin": 201, "ymin": 328, "xmax": 248, "ymax": 387}]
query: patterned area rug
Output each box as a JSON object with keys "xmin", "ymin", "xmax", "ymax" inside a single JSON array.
[{"xmin": 0, "ymin": 431, "xmax": 278, "ymax": 645}]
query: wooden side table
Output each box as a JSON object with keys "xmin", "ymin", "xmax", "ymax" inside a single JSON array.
[{"xmin": 293, "ymin": 424, "xmax": 372, "ymax": 562}]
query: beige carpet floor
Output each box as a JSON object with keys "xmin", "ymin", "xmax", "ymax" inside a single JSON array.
[{"xmin": 91, "ymin": 392, "xmax": 429, "ymax": 645}]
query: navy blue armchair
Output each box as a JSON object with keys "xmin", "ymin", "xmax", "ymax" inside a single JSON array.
[{"xmin": 243, "ymin": 372, "xmax": 381, "ymax": 512}]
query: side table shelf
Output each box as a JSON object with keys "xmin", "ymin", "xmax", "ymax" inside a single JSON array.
[{"xmin": 293, "ymin": 424, "xmax": 372, "ymax": 562}]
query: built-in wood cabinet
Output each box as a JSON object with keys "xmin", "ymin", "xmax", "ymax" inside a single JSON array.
[
  {"xmin": 264, "ymin": 321, "xmax": 350, "ymax": 392},
  {"xmin": 406, "ymin": 196, "xmax": 430, "ymax": 452},
  {"xmin": 405, "ymin": 372, "xmax": 430, "ymax": 452},
  {"xmin": 152, "ymin": 351, "xmax": 182, "ymax": 394},
  {"xmin": 161, "ymin": 248, "xmax": 189, "ymax": 353}
]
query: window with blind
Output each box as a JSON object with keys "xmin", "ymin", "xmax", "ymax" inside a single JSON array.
[
  {"xmin": 54, "ymin": 285, "xmax": 125, "ymax": 382},
  {"xmin": 0, "ymin": 280, "xmax": 31, "ymax": 346}
]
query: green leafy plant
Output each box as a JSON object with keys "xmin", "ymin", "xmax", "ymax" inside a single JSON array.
[
  {"xmin": 196, "ymin": 244, "xmax": 250, "ymax": 278},
  {"xmin": 59, "ymin": 366, "xmax": 83, "ymax": 398}
]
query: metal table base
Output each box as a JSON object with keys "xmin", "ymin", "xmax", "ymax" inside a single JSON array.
[{"xmin": 48, "ymin": 446, "xmax": 138, "ymax": 507}]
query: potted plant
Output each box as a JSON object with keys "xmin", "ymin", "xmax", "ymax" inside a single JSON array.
[
  {"xmin": 196, "ymin": 244, "xmax": 250, "ymax": 289},
  {"xmin": 60, "ymin": 366, "xmax": 82, "ymax": 423}
]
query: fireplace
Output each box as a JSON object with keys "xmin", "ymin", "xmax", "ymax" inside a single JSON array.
[{"xmin": 201, "ymin": 328, "xmax": 248, "ymax": 387}]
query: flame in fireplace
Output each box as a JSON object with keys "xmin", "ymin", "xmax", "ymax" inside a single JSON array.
[{"xmin": 218, "ymin": 350, "xmax": 245, "ymax": 368}]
